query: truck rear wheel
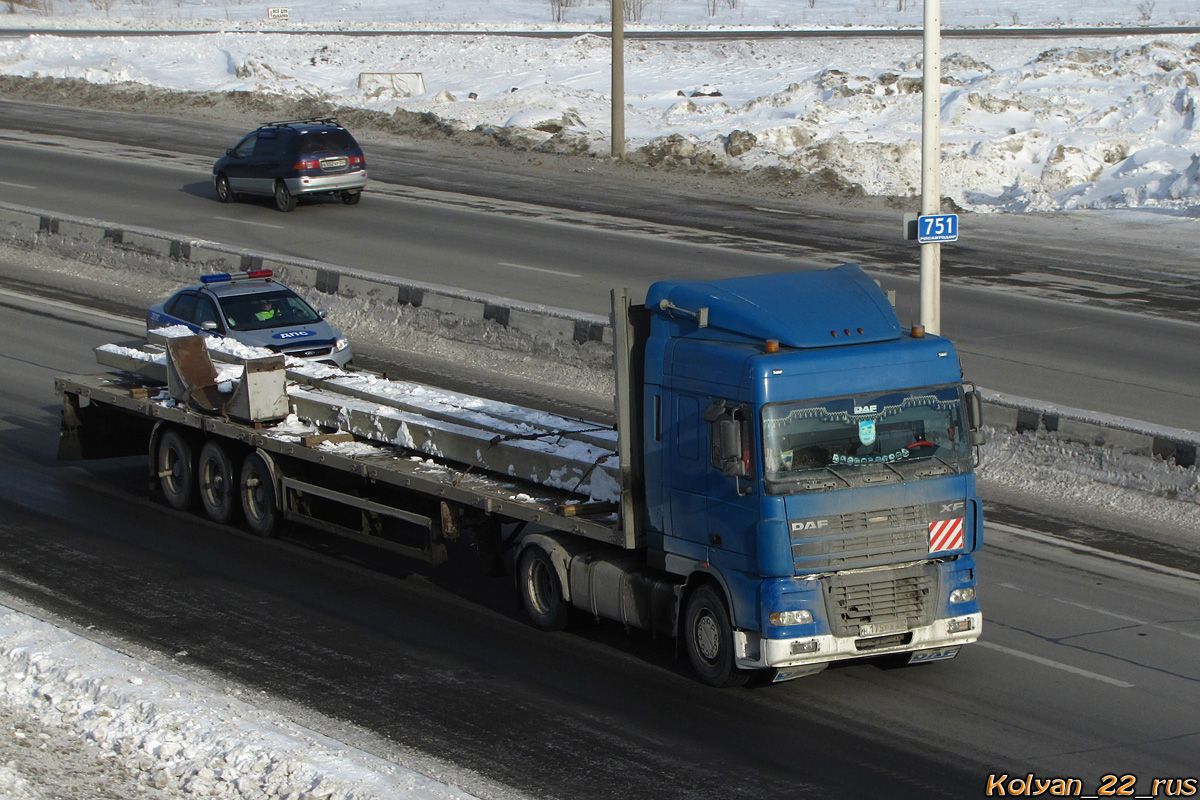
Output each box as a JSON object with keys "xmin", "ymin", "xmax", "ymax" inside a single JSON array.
[
  {"xmin": 518, "ymin": 547, "xmax": 572, "ymax": 631},
  {"xmin": 198, "ymin": 441, "xmax": 237, "ymax": 524},
  {"xmin": 239, "ymin": 451, "xmax": 280, "ymax": 537},
  {"xmin": 684, "ymin": 585, "xmax": 749, "ymax": 688},
  {"xmin": 156, "ymin": 429, "xmax": 195, "ymax": 511}
]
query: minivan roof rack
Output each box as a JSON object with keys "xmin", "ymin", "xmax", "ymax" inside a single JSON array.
[{"xmin": 260, "ymin": 117, "xmax": 340, "ymax": 129}]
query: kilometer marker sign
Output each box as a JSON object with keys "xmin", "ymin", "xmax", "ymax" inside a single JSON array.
[{"xmin": 917, "ymin": 213, "xmax": 959, "ymax": 243}]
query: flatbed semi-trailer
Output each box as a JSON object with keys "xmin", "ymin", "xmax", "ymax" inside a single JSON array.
[{"xmin": 57, "ymin": 264, "xmax": 985, "ymax": 686}]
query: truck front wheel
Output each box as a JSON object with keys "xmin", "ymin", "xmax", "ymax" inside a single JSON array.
[
  {"xmin": 518, "ymin": 547, "xmax": 572, "ymax": 631},
  {"xmin": 684, "ymin": 585, "xmax": 750, "ymax": 688}
]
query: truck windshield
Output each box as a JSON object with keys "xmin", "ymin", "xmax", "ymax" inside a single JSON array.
[{"xmin": 762, "ymin": 385, "xmax": 972, "ymax": 494}]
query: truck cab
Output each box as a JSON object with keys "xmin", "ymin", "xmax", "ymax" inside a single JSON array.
[{"xmin": 634, "ymin": 264, "xmax": 983, "ymax": 684}]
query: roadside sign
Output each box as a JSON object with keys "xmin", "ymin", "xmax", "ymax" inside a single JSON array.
[
  {"xmin": 916, "ymin": 213, "xmax": 958, "ymax": 244},
  {"xmin": 267, "ymin": 6, "xmax": 290, "ymax": 19}
]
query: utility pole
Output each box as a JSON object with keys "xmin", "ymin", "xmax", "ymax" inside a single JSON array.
[
  {"xmin": 919, "ymin": 0, "xmax": 942, "ymax": 335},
  {"xmin": 611, "ymin": 0, "xmax": 625, "ymax": 158}
]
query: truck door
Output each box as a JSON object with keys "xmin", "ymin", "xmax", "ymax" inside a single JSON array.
[
  {"xmin": 703, "ymin": 401, "xmax": 760, "ymax": 576},
  {"xmin": 664, "ymin": 391, "xmax": 709, "ymax": 555}
]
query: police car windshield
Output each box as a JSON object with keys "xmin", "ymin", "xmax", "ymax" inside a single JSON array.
[
  {"xmin": 221, "ymin": 290, "xmax": 321, "ymax": 331},
  {"xmin": 761, "ymin": 385, "xmax": 973, "ymax": 493}
]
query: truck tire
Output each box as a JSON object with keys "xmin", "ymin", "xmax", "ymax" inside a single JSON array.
[
  {"xmin": 239, "ymin": 451, "xmax": 280, "ymax": 537},
  {"xmin": 518, "ymin": 547, "xmax": 572, "ymax": 631},
  {"xmin": 684, "ymin": 585, "xmax": 749, "ymax": 688},
  {"xmin": 197, "ymin": 441, "xmax": 237, "ymax": 525},
  {"xmin": 156, "ymin": 429, "xmax": 196, "ymax": 511}
]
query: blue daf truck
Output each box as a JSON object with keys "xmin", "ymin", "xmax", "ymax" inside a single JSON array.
[
  {"xmin": 598, "ymin": 262, "xmax": 985, "ymax": 685},
  {"xmin": 57, "ymin": 263, "xmax": 983, "ymax": 687}
]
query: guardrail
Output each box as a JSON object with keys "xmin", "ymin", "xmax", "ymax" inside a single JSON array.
[{"xmin": 2, "ymin": 200, "xmax": 1196, "ymax": 468}]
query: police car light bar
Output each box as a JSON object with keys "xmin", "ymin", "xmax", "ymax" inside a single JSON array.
[{"xmin": 200, "ymin": 269, "xmax": 274, "ymax": 284}]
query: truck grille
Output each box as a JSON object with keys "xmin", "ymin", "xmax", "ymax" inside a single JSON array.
[
  {"xmin": 791, "ymin": 503, "xmax": 930, "ymax": 570},
  {"xmin": 823, "ymin": 563, "xmax": 935, "ymax": 638}
]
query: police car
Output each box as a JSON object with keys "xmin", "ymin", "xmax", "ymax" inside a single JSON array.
[{"xmin": 146, "ymin": 270, "xmax": 353, "ymax": 368}]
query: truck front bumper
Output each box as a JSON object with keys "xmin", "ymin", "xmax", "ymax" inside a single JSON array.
[{"xmin": 734, "ymin": 612, "xmax": 983, "ymax": 680}]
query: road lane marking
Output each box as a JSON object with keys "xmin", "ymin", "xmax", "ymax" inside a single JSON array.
[
  {"xmin": 0, "ymin": 180, "xmax": 36, "ymax": 189},
  {"xmin": 976, "ymin": 641, "xmax": 1134, "ymax": 688},
  {"xmin": 1055, "ymin": 599, "xmax": 1200, "ymax": 642},
  {"xmin": 214, "ymin": 216, "xmax": 286, "ymax": 230},
  {"xmin": 989, "ymin": 523, "xmax": 1200, "ymax": 582},
  {"xmin": 497, "ymin": 262, "xmax": 581, "ymax": 278}
]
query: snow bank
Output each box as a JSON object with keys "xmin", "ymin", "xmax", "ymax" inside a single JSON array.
[
  {"xmin": 0, "ymin": 607, "xmax": 482, "ymax": 800},
  {"xmin": 1, "ymin": 3, "xmax": 1200, "ymax": 214}
]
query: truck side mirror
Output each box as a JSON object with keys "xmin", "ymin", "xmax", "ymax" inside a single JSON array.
[
  {"xmin": 964, "ymin": 388, "xmax": 987, "ymax": 447},
  {"xmin": 706, "ymin": 401, "xmax": 752, "ymax": 480},
  {"xmin": 715, "ymin": 418, "xmax": 747, "ymax": 478}
]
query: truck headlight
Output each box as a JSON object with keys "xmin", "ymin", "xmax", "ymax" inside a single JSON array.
[
  {"xmin": 769, "ymin": 610, "xmax": 813, "ymax": 626},
  {"xmin": 949, "ymin": 587, "xmax": 976, "ymax": 604}
]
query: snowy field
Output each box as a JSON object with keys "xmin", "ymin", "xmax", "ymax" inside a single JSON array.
[{"xmin": 1, "ymin": 0, "xmax": 1200, "ymax": 214}]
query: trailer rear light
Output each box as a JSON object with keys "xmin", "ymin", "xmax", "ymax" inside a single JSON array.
[
  {"xmin": 947, "ymin": 617, "xmax": 974, "ymax": 634},
  {"xmin": 769, "ymin": 610, "xmax": 813, "ymax": 626}
]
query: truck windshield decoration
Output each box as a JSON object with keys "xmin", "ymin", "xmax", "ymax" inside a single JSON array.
[{"xmin": 762, "ymin": 385, "xmax": 972, "ymax": 494}]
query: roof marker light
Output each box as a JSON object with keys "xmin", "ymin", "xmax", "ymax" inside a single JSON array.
[{"xmin": 764, "ymin": 339, "xmax": 780, "ymax": 354}]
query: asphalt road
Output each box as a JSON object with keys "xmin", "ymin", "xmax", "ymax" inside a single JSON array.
[
  {"xmin": 1, "ymin": 108, "xmax": 1198, "ymax": 431},
  {"xmin": 2, "ymin": 288, "xmax": 1198, "ymax": 800}
]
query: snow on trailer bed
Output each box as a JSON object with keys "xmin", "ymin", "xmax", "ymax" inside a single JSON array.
[{"xmin": 54, "ymin": 328, "xmax": 626, "ymax": 547}]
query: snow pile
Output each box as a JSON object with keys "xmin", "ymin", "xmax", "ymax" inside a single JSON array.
[
  {"xmin": 0, "ymin": 607, "xmax": 481, "ymax": 800},
  {"xmin": 981, "ymin": 425, "xmax": 1200, "ymax": 525},
  {"xmin": 2, "ymin": 3, "xmax": 1200, "ymax": 213}
]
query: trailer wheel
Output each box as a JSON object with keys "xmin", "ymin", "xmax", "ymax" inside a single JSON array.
[
  {"xmin": 684, "ymin": 585, "xmax": 749, "ymax": 688},
  {"xmin": 197, "ymin": 441, "xmax": 237, "ymax": 525},
  {"xmin": 239, "ymin": 451, "xmax": 279, "ymax": 537},
  {"xmin": 156, "ymin": 430, "xmax": 196, "ymax": 511},
  {"xmin": 518, "ymin": 547, "xmax": 572, "ymax": 631}
]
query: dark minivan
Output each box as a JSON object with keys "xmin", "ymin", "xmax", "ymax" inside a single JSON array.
[{"xmin": 212, "ymin": 118, "xmax": 367, "ymax": 212}]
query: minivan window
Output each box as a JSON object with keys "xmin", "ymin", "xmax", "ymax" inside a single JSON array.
[
  {"xmin": 232, "ymin": 135, "xmax": 257, "ymax": 158},
  {"xmin": 295, "ymin": 129, "xmax": 358, "ymax": 156}
]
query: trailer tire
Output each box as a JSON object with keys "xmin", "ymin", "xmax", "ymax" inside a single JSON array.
[
  {"xmin": 239, "ymin": 451, "xmax": 280, "ymax": 537},
  {"xmin": 518, "ymin": 547, "xmax": 572, "ymax": 631},
  {"xmin": 198, "ymin": 441, "xmax": 238, "ymax": 525},
  {"xmin": 156, "ymin": 430, "xmax": 196, "ymax": 511},
  {"xmin": 683, "ymin": 585, "xmax": 749, "ymax": 688}
]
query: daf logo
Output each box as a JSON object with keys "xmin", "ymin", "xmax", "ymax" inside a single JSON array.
[
  {"xmin": 940, "ymin": 501, "xmax": 966, "ymax": 514},
  {"xmin": 274, "ymin": 330, "xmax": 315, "ymax": 340},
  {"xmin": 790, "ymin": 519, "xmax": 829, "ymax": 532},
  {"xmin": 854, "ymin": 404, "xmax": 877, "ymax": 414}
]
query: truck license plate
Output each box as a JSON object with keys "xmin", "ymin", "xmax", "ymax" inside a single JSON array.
[{"xmin": 858, "ymin": 620, "xmax": 907, "ymax": 637}]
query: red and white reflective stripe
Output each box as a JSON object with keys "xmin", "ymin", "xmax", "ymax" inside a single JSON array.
[{"xmin": 928, "ymin": 518, "xmax": 965, "ymax": 554}]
